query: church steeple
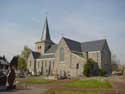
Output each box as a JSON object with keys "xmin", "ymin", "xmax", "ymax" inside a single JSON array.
[
  {"xmin": 35, "ymin": 17, "xmax": 54, "ymax": 54},
  {"xmin": 41, "ymin": 17, "xmax": 51, "ymax": 41}
]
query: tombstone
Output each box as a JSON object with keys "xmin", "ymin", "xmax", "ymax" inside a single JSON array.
[{"xmin": 7, "ymin": 68, "xmax": 16, "ymax": 90}]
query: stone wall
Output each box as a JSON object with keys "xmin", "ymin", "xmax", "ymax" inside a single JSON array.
[
  {"xmin": 70, "ymin": 53, "xmax": 86, "ymax": 77},
  {"xmin": 27, "ymin": 53, "xmax": 36, "ymax": 75},
  {"xmin": 35, "ymin": 41, "xmax": 53, "ymax": 55},
  {"xmin": 101, "ymin": 43, "xmax": 112, "ymax": 74},
  {"xmin": 54, "ymin": 39, "xmax": 86, "ymax": 78},
  {"xmin": 88, "ymin": 51, "xmax": 101, "ymax": 68},
  {"xmin": 54, "ymin": 39, "xmax": 71, "ymax": 77},
  {"xmin": 36, "ymin": 58, "xmax": 55, "ymax": 75}
]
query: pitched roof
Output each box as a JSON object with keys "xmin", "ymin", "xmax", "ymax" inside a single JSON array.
[
  {"xmin": 0, "ymin": 56, "xmax": 9, "ymax": 65},
  {"xmin": 31, "ymin": 51, "xmax": 41, "ymax": 59},
  {"xmin": 81, "ymin": 39, "xmax": 106, "ymax": 52},
  {"xmin": 33, "ymin": 37, "xmax": 107, "ymax": 59},
  {"xmin": 46, "ymin": 45, "xmax": 57, "ymax": 53},
  {"xmin": 63, "ymin": 37, "xmax": 82, "ymax": 52},
  {"xmin": 38, "ymin": 54, "xmax": 55, "ymax": 59},
  {"xmin": 41, "ymin": 17, "xmax": 51, "ymax": 42},
  {"xmin": 62, "ymin": 37, "xmax": 106, "ymax": 53}
]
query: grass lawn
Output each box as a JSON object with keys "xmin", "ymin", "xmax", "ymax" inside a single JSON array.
[
  {"xmin": 39, "ymin": 90, "xmax": 104, "ymax": 94},
  {"xmin": 16, "ymin": 76, "xmax": 54, "ymax": 85},
  {"xmin": 66, "ymin": 79, "xmax": 112, "ymax": 88}
]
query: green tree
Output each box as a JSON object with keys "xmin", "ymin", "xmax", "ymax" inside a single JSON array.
[
  {"xmin": 18, "ymin": 56, "xmax": 27, "ymax": 71},
  {"xmin": 84, "ymin": 62, "xmax": 90, "ymax": 77},
  {"xmin": 18, "ymin": 46, "xmax": 31, "ymax": 71},
  {"xmin": 83, "ymin": 59, "xmax": 97, "ymax": 77},
  {"xmin": 21, "ymin": 46, "xmax": 31, "ymax": 61},
  {"xmin": 99, "ymin": 68, "xmax": 106, "ymax": 76}
]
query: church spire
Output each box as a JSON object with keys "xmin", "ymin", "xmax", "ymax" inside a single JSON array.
[{"xmin": 41, "ymin": 17, "xmax": 51, "ymax": 41}]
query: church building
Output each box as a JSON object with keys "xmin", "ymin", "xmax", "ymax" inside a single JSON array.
[{"xmin": 27, "ymin": 17, "xmax": 112, "ymax": 78}]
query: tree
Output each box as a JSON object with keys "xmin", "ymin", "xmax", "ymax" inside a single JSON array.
[
  {"xmin": 84, "ymin": 62, "xmax": 90, "ymax": 77},
  {"xmin": 18, "ymin": 46, "xmax": 31, "ymax": 71},
  {"xmin": 99, "ymin": 68, "xmax": 106, "ymax": 76},
  {"xmin": 83, "ymin": 59, "xmax": 98, "ymax": 77},
  {"xmin": 18, "ymin": 56, "xmax": 27, "ymax": 71},
  {"xmin": 21, "ymin": 46, "xmax": 31, "ymax": 61}
]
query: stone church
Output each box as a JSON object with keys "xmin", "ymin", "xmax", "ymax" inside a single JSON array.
[{"xmin": 27, "ymin": 17, "xmax": 112, "ymax": 78}]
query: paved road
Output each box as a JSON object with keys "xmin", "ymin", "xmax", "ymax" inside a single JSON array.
[{"xmin": 0, "ymin": 85, "xmax": 48, "ymax": 94}]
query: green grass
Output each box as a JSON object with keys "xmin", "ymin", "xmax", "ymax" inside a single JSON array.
[
  {"xmin": 39, "ymin": 90, "xmax": 104, "ymax": 94},
  {"xmin": 16, "ymin": 77, "xmax": 54, "ymax": 85},
  {"xmin": 66, "ymin": 79, "xmax": 112, "ymax": 88}
]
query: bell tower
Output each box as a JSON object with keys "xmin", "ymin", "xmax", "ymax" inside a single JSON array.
[{"xmin": 35, "ymin": 17, "xmax": 54, "ymax": 55}]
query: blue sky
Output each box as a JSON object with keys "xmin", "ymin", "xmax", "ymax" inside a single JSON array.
[{"xmin": 0, "ymin": 0, "xmax": 125, "ymax": 64}]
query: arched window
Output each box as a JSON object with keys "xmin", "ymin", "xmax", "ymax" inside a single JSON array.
[{"xmin": 60, "ymin": 47, "xmax": 64, "ymax": 62}]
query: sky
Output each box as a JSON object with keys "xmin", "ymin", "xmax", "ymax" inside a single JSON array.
[{"xmin": 0, "ymin": 0, "xmax": 125, "ymax": 64}]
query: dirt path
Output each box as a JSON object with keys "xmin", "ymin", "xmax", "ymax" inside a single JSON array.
[{"xmin": 109, "ymin": 78, "xmax": 125, "ymax": 94}]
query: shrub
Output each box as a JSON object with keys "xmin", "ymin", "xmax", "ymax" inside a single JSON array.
[
  {"xmin": 99, "ymin": 68, "xmax": 106, "ymax": 76},
  {"xmin": 84, "ymin": 63, "xmax": 90, "ymax": 77},
  {"xmin": 83, "ymin": 59, "xmax": 98, "ymax": 77}
]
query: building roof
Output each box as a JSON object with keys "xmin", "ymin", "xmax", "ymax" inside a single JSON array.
[
  {"xmin": 63, "ymin": 37, "xmax": 82, "ymax": 52},
  {"xmin": 46, "ymin": 45, "xmax": 57, "ymax": 53},
  {"xmin": 45, "ymin": 37, "xmax": 106, "ymax": 54},
  {"xmin": 38, "ymin": 54, "xmax": 55, "ymax": 59},
  {"xmin": 33, "ymin": 38, "xmax": 107, "ymax": 59},
  {"xmin": 81, "ymin": 39, "xmax": 106, "ymax": 52},
  {"xmin": 0, "ymin": 56, "xmax": 9, "ymax": 65},
  {"xmin": 35, "ymin": 17, "xmax": 55, "ymax": 44},
  {"xmin": 31, "ymin": 51, "xmax": 41, "ymax": 59},
  {"xmin": 62, "ymin": 37, "xmax": 106, "ymax": 52},
  {"xmin": 32, "ymin": 18, "xmax": 110, "ymax": 60}
]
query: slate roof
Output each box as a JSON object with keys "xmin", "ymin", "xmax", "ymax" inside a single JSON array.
[
  {"xmin": 63, "ymin": 37, "xmax": 106, "ymax": 52},
  {"xmin": 31, "ymin": 51, "xmax": 41, "ymax": 59},
  {"xmin": 33, "ymin": 38, "xmax": 107, "ymax": 59},
  {"xmin": 35, "ymin": 17, "xmax": 55, "ymax": 45},
  {"xmin": 46, "ymin": 45, "xmax": 57, "ymax": 53},
  {"xmin": 81, "ymin": 39, "xmax": 106, "ymax": 52},
  {"xmin": 41, "ymin": 17, "xmax": 51, "ymax": 42},
  {"xmin": 0, "ymin": 56, "xmax": 9, "ymax": 65},
  {"xmin": 63, "ymin": 37, "xmax": 82, "ymax": 52},
  {"xmin": 38, "ymin": 54, "xmax": 55, "ymax": 59}
]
